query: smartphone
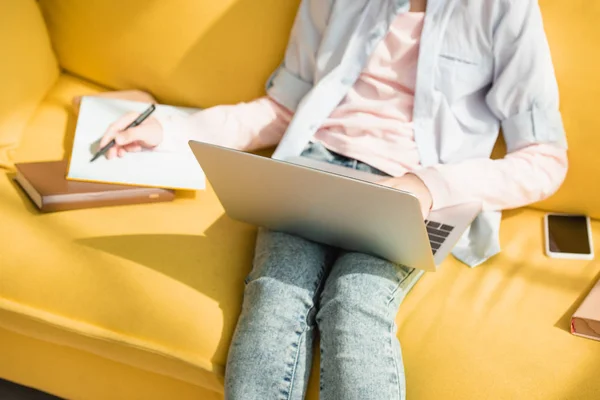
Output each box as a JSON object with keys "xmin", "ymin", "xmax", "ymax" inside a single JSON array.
[{"xmin": 544, "ymin": 213, "xmax": 594, "ymax": 260}]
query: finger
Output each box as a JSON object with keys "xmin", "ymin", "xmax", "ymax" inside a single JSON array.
[
  {"xmin": 106, "ymin": 147, "xmax": 118, "ymax": 160},
  {"xmin": 377, "ymin": 178, "xmax": 394, "ymax": 186},
  {"xmin": 108, "ymin": 112, "xmax": 139, "ymax": 132},
  {"xmin": 118, "ymin": 148, "xmax": 126, "ymax": 158},
  {"xmin": 100, "ymin": 112, "xmax": 139, "ymax": 147},
  {"xmin": 99, "ymin": 129, "xmax": 118, "ymax": 148},
  {"xmin": 124, "ymin": 143, "xmax": 142, "ymax": 153},
  {"xmin": 114, "ymin": 126, "xmax": 148, "ymax": 147}
]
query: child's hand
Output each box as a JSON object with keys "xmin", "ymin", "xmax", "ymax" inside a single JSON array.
[
  {"xmin": 377, "ymin": 174, "xmax": 433, "ymax": 218},
  {"xmin": 99, "ymin": 113, "xmax": 163, "ymax": 159}
]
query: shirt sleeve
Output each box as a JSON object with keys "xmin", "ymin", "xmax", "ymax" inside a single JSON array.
[
  {"xmin": 413, "ymin": 144, "xmax": 568, "ymax": 211},
  {"xmin": 413, "ymin": 0, "xmax": 569, "ymax": 211},
  {"xmin": 153, "ymin": 96, "xmax": 293, "ymax": 152},
  {"xmin": 265, "ymin": 0, "xmax": 335, "ymax": 111},
  {"xmin": 486, "ymin": 0, "xmax": 567, "ymax": 151}
]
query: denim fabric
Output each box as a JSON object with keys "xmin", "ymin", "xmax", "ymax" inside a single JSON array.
[
  {"xmin": 300, "ymin": 142, "xmax": 389, "ymax": 177},
  {"xmin": 224, "ymin": 143, "xmax": 423, "ymax": 399}
]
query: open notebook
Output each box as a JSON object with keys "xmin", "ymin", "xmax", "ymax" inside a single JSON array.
[{"xmin": 67, "ymin": 97, "xmax": 205, "ymax": 190}]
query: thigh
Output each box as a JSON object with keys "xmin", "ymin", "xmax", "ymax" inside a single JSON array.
[
  {"xmin": 320, "ymin": 251, "xmax": 417, "ymax": 310},
  {"xmin": 247, "ymin": 228, "xmax": 338, "ymax": 294},
  {"xmin": 226, "ymin": 229, "xmax": 337, "ymax": 400}
]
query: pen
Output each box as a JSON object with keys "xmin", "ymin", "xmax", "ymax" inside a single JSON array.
[{"xmin": 90, "ymin": 104, "xmax": 157, "ymax": 162}]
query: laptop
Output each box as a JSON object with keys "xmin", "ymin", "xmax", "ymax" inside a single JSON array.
[{"xmin": 189, "ymin": 141, "xmax": 481, "ymax": 272}]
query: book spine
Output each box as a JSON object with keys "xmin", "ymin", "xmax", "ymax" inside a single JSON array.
[{"xmin": 41, "ymin": 190, "xmax": 175, "ymax": 212}]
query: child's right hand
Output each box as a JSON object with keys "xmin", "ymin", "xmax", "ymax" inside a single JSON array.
[{"xmin": 99, "ymin": 112, "xmax": 163, "ymax": 159}]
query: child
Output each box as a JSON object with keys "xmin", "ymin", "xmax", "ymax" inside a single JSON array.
[{"xmin": 100, "ymin": 0, "xmax": 568, "ymax": 398}]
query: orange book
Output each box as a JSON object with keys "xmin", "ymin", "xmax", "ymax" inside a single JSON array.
[
  {"xmin": 14, "ymin": 160, "xmax": 175, "ymax": 212},
  {"xmin": 571, "ymin": 278, "xmax": 600, "ymax": 341}
]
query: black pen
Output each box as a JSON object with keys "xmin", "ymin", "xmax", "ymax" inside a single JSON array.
[{"xmin": 90, "ymin": 104, "xmax": 157, "ymax": 162}]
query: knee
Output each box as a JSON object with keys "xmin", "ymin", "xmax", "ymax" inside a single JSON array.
[
  {"xmin": 241, "ymin": 267, "xmax": 324, "ymax": 330},
  {"xmin": 316, "ymin": 279, "xmax": 394, "ymax": 332},
  {"xmin": 316, "ymin": 253, "xmax": 407, "ymax": 330},
  {"xmin": 242, "ymin": 275, "xmax": 312, "ymax": 324}
]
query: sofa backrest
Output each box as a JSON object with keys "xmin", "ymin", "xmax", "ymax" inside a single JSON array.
[
  {"xmin": 533, "ymin": 0, "xmax": 600, "ymax": 218},
  {"xmin": 37, "ymin": 0, "xmax": 600, "ymax": 218},
  {"xmin": 0, "ymin": 0, "xmax": 58, "ymax": 168},
  {"xmin": 38, "ymin": 0, "xmax": 301, "ymax": 108}
]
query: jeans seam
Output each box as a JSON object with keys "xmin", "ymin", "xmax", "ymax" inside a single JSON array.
[
  {"xmin": 285, "ymin": 328, "xmax": 307, "ymax": 400},
  {"xmin": 312, "ymin": 265, "xmax": 332, "ymax": 394},
  {"xmin": 389, "ymin": 322, "xmax": 403, "ymax": 400},
  {"xmin": 388, "ymin": 269, "xmax": 410, "ymax": 400},
  {"xmin": 387, "ymin": 268, "xmax": 412, "ymax": 399},
  {"xmin": 286, "ymin": 265, "xmax": 328, "ymax": 400}
]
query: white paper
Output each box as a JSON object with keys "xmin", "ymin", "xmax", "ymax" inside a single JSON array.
[{"xmin": 68, "ymin": 97, "xmax": 205, "ymax": 190}]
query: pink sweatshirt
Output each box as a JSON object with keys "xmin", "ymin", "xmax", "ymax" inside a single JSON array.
[{"xmin": 157, "ymin": 13, "xmax": 568, "ymax": 212}]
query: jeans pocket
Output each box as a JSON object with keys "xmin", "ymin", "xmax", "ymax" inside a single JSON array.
[
  {"xmin": 244, "ymin": 264, "xmax": 259, "ymax": 285},
  {"xmin": 385, "ymin": 266, "xmax": 414, "ymax": 307},
  {"xmin": 243, "ymin": 263, "xmax": 257, "ymax": 286}
]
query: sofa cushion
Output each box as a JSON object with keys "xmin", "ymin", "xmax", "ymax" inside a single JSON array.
[
  {"xmin": 0, "ymin": 328, "xmax": 222, "ymax": 400},
  {"xmin": 3, "ymin": 158, "xmax": 600, "ymax": 400},
  {"xmin": 2, "ymin": 73, "xmax": 256, "ymax": 393},
  {"xmin": 38, "ymin": 0, "xmax": 301, "ymax": 108},
  {"xmin": 3, "ymin": 76, "xmax": 600, "ymax": 399},
  {"xmin": 0, "ymin": 0, "xmax": 59, "ymax": 169},
  {"xmin": 397, "ymin": 210, "xmax": 600, "ymax": 399}
]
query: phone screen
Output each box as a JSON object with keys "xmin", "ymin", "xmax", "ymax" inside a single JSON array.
[{"xmin": 547, "ymin": 215, "xmax": 592, "ymax": 255}]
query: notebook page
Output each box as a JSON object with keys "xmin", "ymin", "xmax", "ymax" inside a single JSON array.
[{"xmin": 68, "ymin": 97, "xmax": 205, "ymax": 190}]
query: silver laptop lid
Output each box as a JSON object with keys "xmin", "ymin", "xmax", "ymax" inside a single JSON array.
[{"xmin": 189, "ymin": 141, "xmax": 439, "ymax": 271}]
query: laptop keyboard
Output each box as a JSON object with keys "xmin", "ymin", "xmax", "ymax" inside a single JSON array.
[{"xmin": 424, "ymin": 220, "xmax": 455, "ymax": 255}]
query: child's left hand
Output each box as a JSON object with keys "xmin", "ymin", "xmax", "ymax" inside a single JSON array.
[{"xmin": 377, "ymin": 174, "xmax": 433, "ymax": 218}]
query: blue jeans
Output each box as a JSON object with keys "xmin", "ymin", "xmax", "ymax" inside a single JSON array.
[{"xmin": 224, "ymin": 143, "xmax": 423, "ymax": 399}]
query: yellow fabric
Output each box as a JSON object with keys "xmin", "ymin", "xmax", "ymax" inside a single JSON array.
[
  {"xmin": 0, "ymin": 0, "xmax": 59, "ymax": 168},
  {"xmin": 12, "ymin": 74, "xmax": 106, "ymax": 164},
  {"xmin": 0, "ymin": 328, "xmax": 222, "ymax": 400},
  {"xmin": 3, "ymin": 74, "xmax": 248, "ymax": 394},
  {"xmin": 0, "ymin": 300, "xmax": 223, "ymax": 393},
  {"xmin": 37, "ymin": 0, "xmax": 302, "ymax": 108},
  {"xmin": 397, "ymin": 210, "xmax": 600, "ymax": 399},
  {"xmin": 2, "ymin": 1, "xmax": 600, "ymax": 399},
  {"xmin": 532, "ymin": 1, "xmax": 600, "ymax": 218},
  {"xmin": 3, "ymin": 75, "xmax": 600, "ymax": 400},
  {"xmin": 4, "ymin": 153, "xmax": 600, "ymax": 399}
]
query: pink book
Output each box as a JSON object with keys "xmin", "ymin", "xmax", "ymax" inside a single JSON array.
[{"xmin": 571, "ymin": 278, "xmax": 600, "ymax": 341}]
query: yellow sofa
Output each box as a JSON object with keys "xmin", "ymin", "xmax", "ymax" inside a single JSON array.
[{"xmin": 1, "ymin": 1, "xmax": 600, "ymax": 399}]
